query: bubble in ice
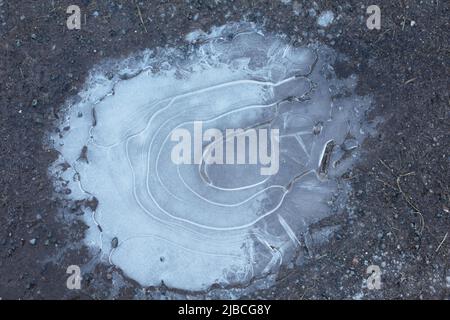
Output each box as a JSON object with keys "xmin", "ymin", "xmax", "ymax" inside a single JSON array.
[{"xmin": 49, "ymin": 22, "xmax": 373, "ymax": 293}]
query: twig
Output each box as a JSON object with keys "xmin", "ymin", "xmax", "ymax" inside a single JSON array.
[
  {"xmin": 435, "ymin": 232, "xmax": 448, "ymax": 253},
  {"xmin": 396, "ymin": 172, "xmax": 425, "ymax": 234},
  {"xmin": 134, "ymin": 0, "xmax": 148, "ymax": 33},
  {"xmin": 379, "ymin": 159, "xmax": 394, "ymax": 174},
  {"xmin": 404, "ymin": 77, "xmax": 417, "ymax": 85},
  {"xmin": 376, "ymin": 178, "xmax": 397, "ymax": 191}
]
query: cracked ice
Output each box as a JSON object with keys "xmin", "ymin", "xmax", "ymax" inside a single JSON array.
[{"xmin": 50, "ymin": 23, "xmax": 373, "ymax": 293}]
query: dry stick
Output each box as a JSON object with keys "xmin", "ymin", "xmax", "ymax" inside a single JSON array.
[
  {"xmin": 435, "ymin": 232, "xmax": 448, "ymax": 253},
  {"xmin": 404, "ymin": 77, "xmax": 417, "ymax": 85},
  {"xmin": 134, "ymin": 0, "xmax": 148, "ymax": 33},
  {"xmin": 379, "ymin": 160, "xmax": 425, "ymax": 234},
  {"xmin": 376, "ymin": 178, "xmax": 397, "ymax": 191},
  {"xmin": 379, "ymin": 159, "xmax": 394, "ymax": 173},
  {"xmin": 396, "ymin": 172, "xmax": 425, "ymax": 234}
]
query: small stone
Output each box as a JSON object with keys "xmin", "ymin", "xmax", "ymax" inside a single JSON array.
[
  {"xmin": 29, "ymin": 238, "xmax": 37, "ymax": 245},
  {"xmin": 317, "ymin": 11, "xmax": 334, "ymax": 27},
  {"xmin": 313, "ymin": 122, "xmax": 323, "ymax": 135},
  {"xmin": 32, "ymin": 99, "xmax": 38, "ymax": 107},
  {"xmin": 111, "ymin": 237, "xmax": 118, "ymax": 248},
  {"xmin": 106, "ymin": 72, "xmax": 114, "ymax": 80}
]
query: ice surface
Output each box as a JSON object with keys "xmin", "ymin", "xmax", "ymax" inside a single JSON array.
[{"xmin": 50, "ymin": 22, "xmax": 372, "ymax": 293}]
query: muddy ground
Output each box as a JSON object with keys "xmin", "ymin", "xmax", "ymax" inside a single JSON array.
[{"xmin": 0, "ymin": 0, "xmax": 448, "ymax": 299}]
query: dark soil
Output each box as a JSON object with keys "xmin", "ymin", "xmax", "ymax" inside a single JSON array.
[{"xmin": 0, "ymin": 0, "xmax": 448, "ymax": 299}]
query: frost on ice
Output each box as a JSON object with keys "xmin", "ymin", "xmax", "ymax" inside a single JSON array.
[{"xmin": 50, "ymin": 23, "xmax": 372, "ymax": 292}]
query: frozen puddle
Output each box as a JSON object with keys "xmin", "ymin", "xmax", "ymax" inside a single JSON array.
[{"xmin": 50, "ymin": 23, "xmax": 372, "ymax": 294}]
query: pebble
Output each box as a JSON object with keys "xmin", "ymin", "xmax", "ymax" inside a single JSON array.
[
  {"xmin": 111, "ymin": 237, "xmax": 118, "ymax": 248},
  {"xmin": 29, "ymin": 238, "xmax": 37, "ymax": 245},
  {"xmin": 317, "ymin": 11, "xmax": 335, "ymax": 27}
]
